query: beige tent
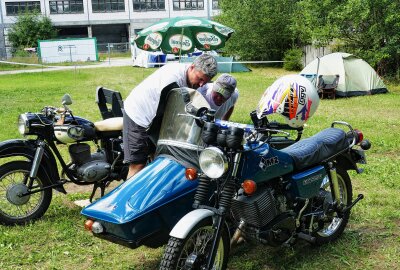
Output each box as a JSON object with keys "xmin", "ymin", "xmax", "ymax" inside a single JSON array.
[{"xmin": 301, "ymin": 52, "xmax": 388, "ymax": 97}]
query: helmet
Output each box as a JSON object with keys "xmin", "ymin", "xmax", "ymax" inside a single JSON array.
[{"xmin": 256, "ymin": 74, "xmax": 320, "ymax": 128}]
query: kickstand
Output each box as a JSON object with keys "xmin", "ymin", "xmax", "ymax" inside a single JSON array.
[{"xmin": 89, "ymin": 182, "xmax": 106, "ymax": 202}]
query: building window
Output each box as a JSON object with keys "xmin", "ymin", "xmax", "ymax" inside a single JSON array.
[
  {"xmin": 132, "ymin": 0, "xmax": 165, "ymax": 12},
  {"xmin": 49, "ymin": 0, "xmax": 84, "ymax": 14},
  {"xmin": 212, "ymin": 0, "xmax": 219, "ymax": 9},
  {"xmin": 172, "ymin": 0, "xmax": 204, "ymax": 10},
  {"xmin": 5, "ymin": 1, "xmax": 41, "ymax": 15},
  {"xmin": 92, "ymin": 0, "xmax": 125, "ymax": 12}
]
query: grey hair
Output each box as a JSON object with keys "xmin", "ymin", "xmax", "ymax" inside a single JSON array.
[{"xmin": 192, "ymin": 54, "xmax": 218, "ymax": 79}]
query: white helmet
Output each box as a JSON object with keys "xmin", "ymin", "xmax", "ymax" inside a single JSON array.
[{"xmin": 256, "ymin": 74, "xmax": 320, "ymax": 128}]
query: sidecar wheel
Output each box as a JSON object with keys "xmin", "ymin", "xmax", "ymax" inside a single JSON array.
[
  {"xmin": 313, "ymin": 167, "xmax": 353, "ymax": 245},
  {"xmin": 0, "ymin": 161, "xmax": 52, "ymax": 226},
  {"xmin": 159, "ymin": 218, "xmax": 229, "ymax": 270}
]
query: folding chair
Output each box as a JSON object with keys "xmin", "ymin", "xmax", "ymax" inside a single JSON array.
[{"xmin": 317, "ymin": 75, "xmax": 339, "ymax": 99}]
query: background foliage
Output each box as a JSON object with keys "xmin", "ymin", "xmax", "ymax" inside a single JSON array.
[
  {"xmin": 217, "ymin": 0, "xmax": 400, "ymax": 77},
  {"xmin": 8, "ymin": 12, "xmax": 57, "ymax": 51}
]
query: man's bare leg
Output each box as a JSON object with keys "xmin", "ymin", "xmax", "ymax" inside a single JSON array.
[{"xmin": 127, "ymin": 163, "xmax": 145, "ymax": 179}]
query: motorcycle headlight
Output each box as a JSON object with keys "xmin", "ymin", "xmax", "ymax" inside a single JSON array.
[
  {"xmin": 18, "ymin": 114, "xmax": 29, "ymax": 135},
  {"xmin": 199, "ymin": 147, "xmax": 228, "ymax": 179}
]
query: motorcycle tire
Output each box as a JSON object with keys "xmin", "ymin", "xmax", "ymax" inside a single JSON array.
[
  {"xmin": 159, "ymin": 218, "xmax": 230, "ymax": 270},
  {"xmin": 313, "ymin": 167, "xmax": 353, "ymax": 245},
  {"xmin": 0, "ymin": 160, "xmax": 53, "ymax": 226}
]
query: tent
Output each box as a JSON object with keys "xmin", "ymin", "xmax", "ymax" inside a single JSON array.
[{"xmin": 301, "ymin": 52, "xmax": 388, "ymax": 97}]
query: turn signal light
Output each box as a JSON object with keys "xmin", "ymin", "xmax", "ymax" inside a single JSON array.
[
  {"xmin": 185, "ymin": 168, "xmax": 198, "ymax": 181},
  {"xmin": 84, "ymin": 219, "xmax": 94, "ymax": 231},
  {"xmin": 242, "ymin": 180, "xmax": 257, "ymax": 195}
]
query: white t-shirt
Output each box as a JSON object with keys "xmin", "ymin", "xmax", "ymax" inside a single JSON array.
[
  {"xmin": 197, "ymin": 83, "xmax": 239, "ymax": 119},
  {"xmin": 124, "ymin": 63, "xmax": 189, "ymax": 128}
]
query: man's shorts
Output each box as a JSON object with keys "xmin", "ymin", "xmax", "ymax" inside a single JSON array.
[{"xmin": 123, "ymin": 112, "xmax": 151, "ymax": 164}]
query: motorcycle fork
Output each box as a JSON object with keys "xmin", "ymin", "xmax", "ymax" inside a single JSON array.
[
  {"xmin": 206, "ymin": 152, "xmax": 241, "ymax": 270},
  {"xmin": 27, "ymin": 141, "xmax": 46, "ymax": 188}
]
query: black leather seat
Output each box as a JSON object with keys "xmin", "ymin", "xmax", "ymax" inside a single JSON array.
[{"xmin": 280, "ymin": 128, "xmax": 350, "ymax": 170}]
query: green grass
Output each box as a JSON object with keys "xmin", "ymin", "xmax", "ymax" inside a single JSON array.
[{"xmin": 0, "ymin": 66, "xmax": 399, "ymax": 269}]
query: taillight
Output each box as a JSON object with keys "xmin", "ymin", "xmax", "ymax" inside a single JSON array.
[
  {"xmin": 84, "ymin": 219, "xmax": 104, "ymax": 234},
  {"xmin": 84, "ymin": 219, "xmax": 94, "ymax": 231},
  {"xmin": 354, "ymin": 129, "xmax": 363, "ymax": 144}
]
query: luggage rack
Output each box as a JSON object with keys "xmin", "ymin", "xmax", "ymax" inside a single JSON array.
[{"xmin": 96, "ymin": 86, "xmax": 124, "ymax": 119}]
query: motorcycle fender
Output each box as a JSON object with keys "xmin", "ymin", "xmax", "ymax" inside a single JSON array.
[
  {"xmin": 170, "ymin": 209, "xmax": 214, "ymax": 239},
  {"xmin": 336, "ymin": 151, "xmax": 359, "ymax": 172},
  {"xmin": 0, "ymin": 139, "xmax": 62, "ymax": 189}
]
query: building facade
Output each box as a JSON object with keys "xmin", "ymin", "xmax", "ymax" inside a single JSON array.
[{"xmin": 0, "ymin": 0, "xmax": 221, "ymax": 58}]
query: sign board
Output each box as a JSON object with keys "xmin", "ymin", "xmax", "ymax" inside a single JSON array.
[{"xmin": 38, "ymin": 38, "xmax": 98, "ymax": 63}]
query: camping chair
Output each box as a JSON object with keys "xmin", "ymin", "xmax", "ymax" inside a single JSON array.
[{"xmin": 317, "ymin": 75, "xmax": 339, "ymax": 99}]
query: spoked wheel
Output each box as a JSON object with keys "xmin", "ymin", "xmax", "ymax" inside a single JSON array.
[
  {"xmin": 160, "ymin": 218, "xmax": 230, "ymax": 270},
  {"xmin": 0, "ymin": 161, "xmax": 52, "ymax": 225},
  {"xmin": 312, "ymin": 167, "xmax": 353, "ymax": 245}
]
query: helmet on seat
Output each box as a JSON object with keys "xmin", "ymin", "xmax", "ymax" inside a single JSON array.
[{"xmin": 256, "ymin": 74, "xmax": 320, "ymax": 128}]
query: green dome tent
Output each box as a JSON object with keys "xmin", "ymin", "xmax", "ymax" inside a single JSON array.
[{"xmin": 301, "ymin": 52, "xmax": 388, "ymax": 97}]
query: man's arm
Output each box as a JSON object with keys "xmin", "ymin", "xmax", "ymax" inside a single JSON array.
[{"xmin": 222, "ymin": 106, "xmax": 234, "ymax": 121}]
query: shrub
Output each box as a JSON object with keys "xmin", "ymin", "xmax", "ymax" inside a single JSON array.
[{"xmin": 283, "ymin": 48, "xmax": 303, "ymax": 71}]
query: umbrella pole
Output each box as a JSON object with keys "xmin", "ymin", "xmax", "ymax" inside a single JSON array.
[{"xmin": 179, "ymin": 28, "xmax": 184, "ymax": 62}]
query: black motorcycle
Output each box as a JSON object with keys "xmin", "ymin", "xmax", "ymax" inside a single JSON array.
[{"xmin": 0, "ymin": 87, "xmax": 127, "ymax": 225}]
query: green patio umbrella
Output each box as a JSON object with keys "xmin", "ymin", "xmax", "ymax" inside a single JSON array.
[{"xmin": 134, "ymin": 16, "xmax": 234, "ymax": 55}]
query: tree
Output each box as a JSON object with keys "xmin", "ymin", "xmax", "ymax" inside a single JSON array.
[
  {"xmin": 292, "ymin": 0, "xmax": 400, "ymax": 77},
  {"xmin": 8, "ymin": 12, "xmax": 57, "ymax": 51},
  {"xmin": 215, "ymin": 0, "xmax": 298, "ymax": 61}
]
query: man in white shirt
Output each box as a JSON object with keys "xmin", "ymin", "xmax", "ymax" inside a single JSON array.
[
  {"xmin": 123, "ymin": 54, "xmax": 218, "ymax": 178},
  {"xmin": 197, "ymin": 73, "xmax": 239, "ymax": 120}
]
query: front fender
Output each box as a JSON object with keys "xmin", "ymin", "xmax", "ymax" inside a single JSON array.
[
  {"xmin": 170, "ymin": 208, "xmax": 214, "ymax": 239},
  {"xmin": 0, "ymin": 139, "xmax": 61, "ymax": 186}
]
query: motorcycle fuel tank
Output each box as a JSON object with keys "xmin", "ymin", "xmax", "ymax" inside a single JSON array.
[{"xmin": 240, "ymin": 142, "xmax": 294, "ymax": 183}]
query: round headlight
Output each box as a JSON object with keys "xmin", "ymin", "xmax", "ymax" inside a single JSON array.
[
  {"xmin": 199, "ymin": 147, "xmax": 228, "ymax": 179},
  {"xmin": 18, "ymin": 114, "xmax": 29, "ymax": 135}
]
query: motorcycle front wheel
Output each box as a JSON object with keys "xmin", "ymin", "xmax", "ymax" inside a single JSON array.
[
  {"xmin": 159, "ymin": 218, "xmax": 230, "ymax": 270},
  {"xmin": 313, "ymin": 167, "xmax": 353, "ymax": 245},
  {"xmin": 0, "ymin": 160, "xmax": 52, "ymax": 225}
]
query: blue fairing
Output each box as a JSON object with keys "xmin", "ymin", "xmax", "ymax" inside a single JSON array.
[{"xmin": 81, "ymin": 156, "xmax": 198, "ymax": 224}]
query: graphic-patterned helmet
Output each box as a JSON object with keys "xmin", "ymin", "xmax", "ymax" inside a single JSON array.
[{"xmin": 256, "ymin": 74, "xmax": 320, "ymax": 127}]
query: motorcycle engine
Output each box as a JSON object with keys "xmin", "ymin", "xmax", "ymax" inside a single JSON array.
[
  {"xmin": 77, "ymin": 160, "xmax": 111, "ymax": 183},
  {"xmin": 68, "ymin": 143, "xmax": 111, "ymax": 183},
  {"xmin": 232, "ymin": 186, "xmax": 296, "ymax": 245}
]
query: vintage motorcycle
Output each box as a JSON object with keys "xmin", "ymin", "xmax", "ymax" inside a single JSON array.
[
  {"xmin": 0, "ymin": 87, "xmax": 128, "ymax": 225},
  {"xmin": 81, "ymin": 85, "xmax": 302, "ymax": 250},
  {"xmin": 158, "ymin": 75, "xmax": 371, "ymax": 270}
]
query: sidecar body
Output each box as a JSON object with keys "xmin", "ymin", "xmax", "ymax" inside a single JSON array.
[{"xmin": 81, "ymin": 156, "xmax": 197, "ymax": 248}]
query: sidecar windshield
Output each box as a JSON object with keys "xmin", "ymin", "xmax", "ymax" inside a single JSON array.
[{"xmin": 155, "ymin": 87, "xmax": 210, "ymax": 169}]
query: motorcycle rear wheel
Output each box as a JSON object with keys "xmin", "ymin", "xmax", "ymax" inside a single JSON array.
[
  {"xmin": 0, "ymin": 161, "xmax": 52, "ymax": 225},
  {"xmin": 159, "ymin": 218, "xmax": 230, "ymax": 270},
  {"xmin": 313, "ymin": 167, "xmax": 353, "ymax": 245}
]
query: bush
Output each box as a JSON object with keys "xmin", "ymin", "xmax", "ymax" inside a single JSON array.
[{"xmin": 283, "ymin": 48, "xmax": 303, "ymax": 71}]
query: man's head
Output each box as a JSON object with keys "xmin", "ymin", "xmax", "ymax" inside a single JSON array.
[
  {"xmin": 211, "ymin": 73, "xmax": 237, "ymax": 106},
  {"xmin": 187, "ymin": 54, "xmax": 217, "ymax": 89}
]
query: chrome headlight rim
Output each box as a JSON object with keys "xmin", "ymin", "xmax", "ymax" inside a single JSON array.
[
  {"xmin": 18, "ymin": 114, "xmax": 29, "ymax": 135},
  {"xmin": 199, "ymin": 147, "xmax": 228, "ymax": 179}
]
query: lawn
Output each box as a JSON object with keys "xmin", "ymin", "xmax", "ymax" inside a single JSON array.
[{"xmin": 0, "ymin": 66, "xmax": 399, "ymax": 270}]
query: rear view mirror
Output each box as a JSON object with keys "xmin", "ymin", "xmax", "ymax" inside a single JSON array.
[{"xmin": 62, "ymin": 94, "xmax": 73, "ymax": 106}]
